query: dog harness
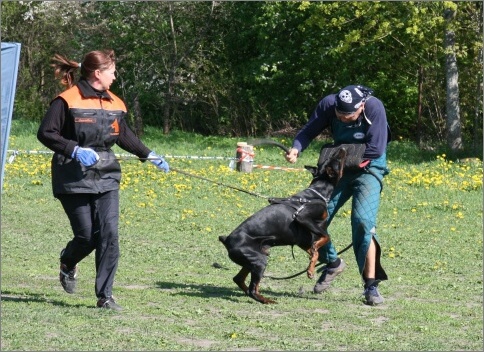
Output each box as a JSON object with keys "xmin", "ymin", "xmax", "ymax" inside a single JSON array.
[{"xmin": 268, "ymin": 185, "xmax": 330, "ymax": 220}]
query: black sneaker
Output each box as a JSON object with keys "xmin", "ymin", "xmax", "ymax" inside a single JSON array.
[
  {"xmin": 363, "ymin": 285, "xmax": 384, "ymax": 306},
  {"xmin": 59, "ymin": 263, "xmax": 78, "ymax": 294},
  {"xmin": 97, "ymin": 297, "xmax": 123, "ymax": 311},
  {"xmin": 313, "ymin": 259, "xmax": 346, "ymax": 294}
]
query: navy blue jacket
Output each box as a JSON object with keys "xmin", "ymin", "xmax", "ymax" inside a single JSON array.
[{"xmin": 292, "ymin": 93, "xmax": 391, "ymax": 160}]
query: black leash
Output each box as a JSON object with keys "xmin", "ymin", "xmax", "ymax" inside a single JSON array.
[
  {"xmin": 169, "ymin": 160, "xmax": 356, "ymax": 282},
  {"xmin": 103, "ymin": 156, "xmax": 269, "ymax": 199},
  {"xmin": 263, "ymin": 242, "xmax": 353, "ymax": 280},
  {"xmin": 166, "ymin": 141, "xmax": 354, "ymax": 281},
  {"xmin": 110, "ymin": 140, "xmax": 290, "ymax": 199},
  {"xmin": 109, "ymin": 141, "xmax": 359, "ymax": 279},
  {"xmin": 170, "ymin": 167, "xmax": 270, "ymax": 200}
]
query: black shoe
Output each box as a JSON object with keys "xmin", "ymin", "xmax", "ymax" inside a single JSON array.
[
  {"xmin": 59, "ymin": 263, "xmax": 78, "ymax": 294},
  {"xmin": 97, "ymin": 297, "xmax": 123, "ymax": 311}
]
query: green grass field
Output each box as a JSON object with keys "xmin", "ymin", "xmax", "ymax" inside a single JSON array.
[{"xmin": 1, "ymin": 120, "xmax": 482, "ymax": 351}]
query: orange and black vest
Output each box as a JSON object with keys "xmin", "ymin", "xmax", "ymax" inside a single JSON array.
[{"xmin": 51, "ymin": 81, "xmax": 127, "ymax": 195}]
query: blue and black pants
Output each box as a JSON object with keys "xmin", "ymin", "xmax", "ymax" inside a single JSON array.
[{"xmin": 318, "ymin": 165, "xmax": 389, "ymax": 281}]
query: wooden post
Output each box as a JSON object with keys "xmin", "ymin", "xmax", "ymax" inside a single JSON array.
[{"xmin": 235, "ymin": 142, "xmax": 254, "ymax": 173}]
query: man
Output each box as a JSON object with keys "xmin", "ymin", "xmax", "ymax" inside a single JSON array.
[{"xmin": 285, "ymin": 85, "xmax": 391, "ymax": 305}]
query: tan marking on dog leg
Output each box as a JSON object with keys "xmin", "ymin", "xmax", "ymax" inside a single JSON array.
[
  {"xmin": 307, "ymin": 235, "xmax": 330, "ymax": 279},
  {"xmin": 233, "ymin": 267, "xmax": 250, "ymax": 295}
]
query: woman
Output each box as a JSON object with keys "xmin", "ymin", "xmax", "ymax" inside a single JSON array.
[{"xmin": 37, "ymin": 49, "xmax": 169, "ymax": 311}]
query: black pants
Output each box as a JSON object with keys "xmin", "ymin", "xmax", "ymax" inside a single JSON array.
[{"xmin": 57, "ymin": 190, "xmax": 119, "ymax": 299}]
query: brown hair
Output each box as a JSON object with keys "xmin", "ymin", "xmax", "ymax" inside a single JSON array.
[{"xmin": 52, "ymin": 50, "xmax": 116, "ymax": 88}]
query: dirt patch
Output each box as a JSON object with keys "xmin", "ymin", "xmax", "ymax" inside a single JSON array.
[{"xmin": 176, "ymin": 337, "xmax": 217, "ymax": 348}]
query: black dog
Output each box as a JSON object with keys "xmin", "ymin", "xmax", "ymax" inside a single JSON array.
[{"xmin": 219, "ymin": 149, "xmax": 346, "ymax": 304}]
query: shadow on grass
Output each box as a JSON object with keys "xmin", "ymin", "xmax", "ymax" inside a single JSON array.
[
  {"xmin": 1, "ymin": 290, "xmax": 91, "ymax": 309},
  {"xmin": 155, "ymin": 280, "xmax": 325, "ymax": 303}
]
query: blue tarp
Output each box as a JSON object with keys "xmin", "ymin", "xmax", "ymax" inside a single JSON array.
[{"xmin": 1, "ymin": 42, "xmax": 21, "ymax": 190}]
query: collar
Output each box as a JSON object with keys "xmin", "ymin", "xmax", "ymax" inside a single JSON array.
[
  {"xmin": 77, "ymin": 78, "xmax": 113, "ymax": 100},
  {"xmin": 307, "ymin": 187, "xmax": 329, "ymax": 203}
]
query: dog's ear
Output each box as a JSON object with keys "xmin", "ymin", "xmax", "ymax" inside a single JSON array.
[
  {"xmin": 336, "ymin": 149, "xmax": 347, "ymax": 180},
  {"xmin": 336, "ymin": 148, "xmax": 347, "ymax": 159},
  {"xmin": 323, "ymin": 149, "xmax": 347, "ymax": 183},
  {"xmin": 304, "ymin": 165, "xmax": 318, "ymax": 177}
]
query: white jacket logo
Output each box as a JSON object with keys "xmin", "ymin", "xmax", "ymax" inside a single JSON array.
[{"xmin": 353, "ymin": 132, "xmax": 365, "ymax": 140}]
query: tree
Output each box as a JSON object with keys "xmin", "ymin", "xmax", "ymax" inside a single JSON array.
[
  {"xmin": 448, "ymin": 1, "xmax": 483, "ymax": 152},
  {"xmin": 1, "ymin": 1, "xmax": 481, "ymax": 149},
  {"xmin": 218, "ymin": 1, "xmax": 481, "ymax": 146},
  {"xmin": 443, "ymin": 4, "xmax": 463, "ymax": 152},
  {"xmin": 83, "ymin": 1, "xmax": 224, "ymax": 135},
  {"xmin": 1, "ymin": 2, "xmax": 89, "ymax": 120}
]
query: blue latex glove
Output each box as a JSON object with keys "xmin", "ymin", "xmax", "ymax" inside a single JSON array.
[
  {"xmin": 71, "ymin": 146, "xmax": 99, "ymax": 167},
  {"xmin": 148, "ymin": 152, "xmax": 169, "ymax": 173}
]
